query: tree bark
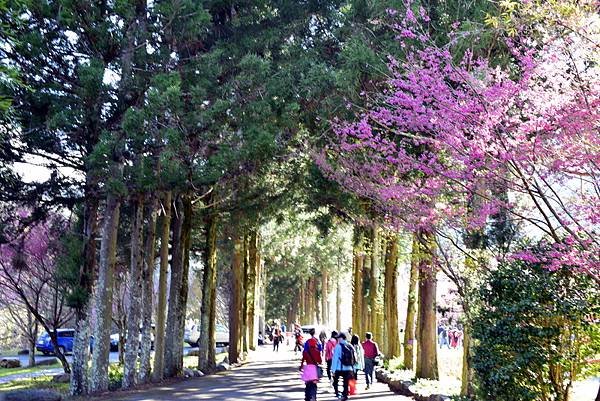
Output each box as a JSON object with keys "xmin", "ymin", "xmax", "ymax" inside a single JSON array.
[
  {"xmin": 139, "ymin": 195, "xmax": 158, "ymax": 383},
  {"xmin": 164, "ymin": 195, "xmax": 185, "ymax": 378},
  {"xmin": 415, "ymin": 229, "xmax": 438, "ymax": 380},
  {"xmin": 175, "ymin": 196, "xmax": 192, "ymax": 372},
  {"xmin": 336, "ymin": 275, "xmax": 342, "ymax": 331},
  {"xmin": 123, "ymin": 195, "xmax": 145, "ymax": 388},
  {"xmin": 241, "ymin": 234, "xmax": 249, "ymax": 355},
  {"xmin": 384, "ymin": 233, "xmax": 401, "ymax": 358},
  {"xmin": 460, "ymin": 323, "xmax": 475, "ymax": 396},
  {"xmin": 299, "ymin": 280, "xmax": 306, "ymax": 323},
  {"xmin": 90, "ymin": 163, "xmax": 123, "ymax": 392},
  {"xmin": 352, "ymin": 227, "xmax": 364, "ymax": 336},
  {"xmin": 27, "ymin": 311, "xmax": 36, "ymax": 367},
  {"xmin": 403, "ymin": 233, "xmax": 419, "ymax": 370},
  {"xmin": 152, "ymin": 191, "xmax": 172, "ymax": 382},
  {"xmin": 70, "ymin": 190, "xmax": 99, "ymax": 395},
  {"xmin": 229, "ymin": 233, "xmax": 244, "ymax": 363},
  {"xmin": 198, "ymin": 206, "xmax": 218, "ymax": 373},
  {"xmin": 247, "ymin": 229, "xmax": 259, "ymax": 351},
  {"xmin": 362, "ymin": 252, "xmax": 371, "ymax": 337},
  {"xmin": 321, "ymin": 271, "xmax": 328, "ymax": 328},
  {"xmin": 369, "ymin": 225, "xmax": 381, "ymax": 340}
]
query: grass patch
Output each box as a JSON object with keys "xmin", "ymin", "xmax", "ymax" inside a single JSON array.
[
  {"xmin": 0, "ymin": 376, "xmax": 68, "ymax": 393},
  {"xmin": 0, "ymin": 363, "xmax": 61, "ymax": 379}
]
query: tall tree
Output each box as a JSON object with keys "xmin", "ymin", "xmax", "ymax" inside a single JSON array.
[
  {"xmin": 383, "ymin": 232, "xmax": 400, "ymax": 358},
  {"xmin": 153, "ymin": 191, "xmax": 172, "ymax": 381}
]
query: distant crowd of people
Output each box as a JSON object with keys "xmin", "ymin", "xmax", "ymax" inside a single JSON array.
[
  {"xmin": 297, "ymin": 326, "xmax": 382, "ymax": 401},
  {"xmin": 437, "ymin": 323, "xmax": 463, "ymax": 349}
]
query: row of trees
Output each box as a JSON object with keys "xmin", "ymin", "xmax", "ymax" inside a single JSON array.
[
  {"xmin": 1, "ymin": 1, "xmax": 598, "ymax": 400},
  {"xmin": 318, "ymin": 0, "xmax": 600, "ymax": 399},
  {"xmin": 0, "ymin": 0, "xmax": 395, "ymax": 396}
]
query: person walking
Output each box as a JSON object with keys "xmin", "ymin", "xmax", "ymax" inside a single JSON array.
[
  {"xmin": 325, "ymin": 330, "xmax": 338, "ymax": 383},
  {"xmin": 299, "ymin": 328, "xmax": 323, "ymax": 401},
  {"xmin": 362, "ymin": 332, "xmax": 380, "ymax": 390},
  {"xmin": 273, "ymin": 328, "xmax": 281, "ymax": 352},
  {"xmin": 331, "ymin": 332, "xmax": 355, "ymax": 400},
  {"xmin": 350, "ymin": 334, "xmax": 364, "ymax": 380},
  {"xmin": 438, "ymin": 324, "xmax": 449, "ymax": 349},
  {"xmin": 294, "ymin": 327, "xmax": 304, "ymax": 353}
]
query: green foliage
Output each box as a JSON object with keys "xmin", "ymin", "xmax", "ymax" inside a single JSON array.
[
  {"xmin": 262, "ymin": 210, "xmax": 352, "ymax": 321},
  {"xmin": 107, "ymin": 363, "xmax": 123, "ymax": 391},
  {"xmin": 472, "ymin": 249, "xmax": 600, "ymax": 401},
  {"xmin": 56, "ymin": 226, "xmax": 87, "ymax": 310}
]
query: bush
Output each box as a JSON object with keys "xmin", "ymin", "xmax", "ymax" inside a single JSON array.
[
  {"xmin": 385, "ymin": 356, "xmax": 405, "ymax": 372},
  {"xmin": 472, "ymin": 251, "xmax": 600, "ymax": 401},
  {"xmin": 108, "ymin": 364, "xmax": 123, "ymax": 391}
]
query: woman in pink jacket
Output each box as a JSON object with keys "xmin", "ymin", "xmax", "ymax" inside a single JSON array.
[{"xmin": 324, "ymin": 330, "xmax": 338, "ymax": 383}]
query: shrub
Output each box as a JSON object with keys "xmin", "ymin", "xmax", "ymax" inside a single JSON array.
[
  {"xmin": 107, "ymin": 364, "xmax": 123, "ymax": 391},
  {"xmin": 472, "ymin": 251, "xmax": 600, "ymax": 401}
]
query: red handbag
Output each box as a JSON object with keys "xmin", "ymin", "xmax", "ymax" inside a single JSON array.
[{"xmin": 349, "ymin": 378, "xmax": 357, "ymax": 395}]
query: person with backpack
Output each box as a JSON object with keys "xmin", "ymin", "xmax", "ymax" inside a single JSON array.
[
  {"xmin": 350, "ymin": 334, "xmax": 365, "ymax": 380},
  {"xmin": 362, "ymin": 332, "xmax": 381, "ymax": 390},
  {"xmin": 299, "ymin": 328, "xmax": 323, "ymax": 401},
  {"xmin": 331, "ymin": 332, "xmax": 355, "ymax": 400},
  {"xmin": 324, "ymin": 330, "xmax": 338, "ymax": 383}
]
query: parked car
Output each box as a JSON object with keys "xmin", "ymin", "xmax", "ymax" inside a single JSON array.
[
  {"xmin": 184, "ymin": 323, "xmax": 229, "ymax": 347},
  {"xmin": 110, "ymin": 325, "xmax": 155, "ymax": 352},
  {"xmin": 36, "ymin": 328, "xmax": 75, "ymax": 356}
]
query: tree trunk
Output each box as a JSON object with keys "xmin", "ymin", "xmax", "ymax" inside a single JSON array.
[
  {"xmin": 241, "ymin": 234, "xmax": 249, "ymax": 355},
  {"xmin": 321, "ymin": 271, "xmax": 328, "ymax": 328},
  {"xmin": 308, "ymin": 277, "xmax": 316, "ymax": 324},
  {"xmin": 299, "ymin": 280, "xmax": 305, "ymax": 323},
  {"xmin": 164, "ymin": 195, "xmax": 185, "ymax": 378},
  {"xmin": 247, "ymin": 230, "xmax": 259, "ymax": 351},
  {"xmin": 369, "ymin": 225, "xmax": 381, "ymax": 341},
  {"xmin": 460, "ymin": 323, "xmax": 475, "ymax": 396},
  {"xmin": 229, "ymin": 232, "xmax": 244, "ymax": 363},
  {"xmin": 139, "ymin": 195, "xmax": 158, "ymax": 383},
  {"xmin": 384, "ymin": 233, "xmax": 401, "ymax": 358},
  {"xmin": 90, "ymin": 163, "xmax": 123, "ymax": 392},
  {"xmin": 152, "ymin": 191, "xmax": 172, "ymax": 382},
  {"xmin": 175, "ymin": 196, "xmax": 192, "ymax": 372},
  {"xmin": 123, "ymin": 195, "xmax": 145, "ymax": 388},
  {"xmin": 198, "ymin": 207, "xmax": 218, "ymax": 373},
  {"xmin": 415, "ymin": 229, "xmax": 438, "ymax": 380},
  {"xmin": 336, "ymin": 276, "xmax": 342, "ymax": 331},
  {"xmin": 70, "ymin": 191, "xmax": 99, "ymax": 395},
  {"xmin": 362, "ymin": 252, "xmax": 371, "ymax": 337},
  {"xmin": 27, "ymin": 311, "xmax": 36, "ymax": 367},
  {"xmin": 352, "ymin": 227, "xmax": 364, "ymax": 336},
  {"xmin": 49, "ymin": 329, "xmax": 71, "ymax": 373},
  {"xmin": 403, "ymin": 233, "xmax": 419, "ymax": 370}
]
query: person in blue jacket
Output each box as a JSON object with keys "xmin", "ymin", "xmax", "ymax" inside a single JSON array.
[{"xmin": 331, "ymin": 332, "xmax": 355, "ymax": 400}]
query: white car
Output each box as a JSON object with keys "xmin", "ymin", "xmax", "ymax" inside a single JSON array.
[
  {"xmin": 184, "ymin": 323, "xmax": 229, "ymax": 347},
  {"xmin": 110, "ymin": 325, "xmax": 155, "ymax": 351}
]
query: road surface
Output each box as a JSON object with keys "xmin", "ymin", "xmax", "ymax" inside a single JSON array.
[{"xmin": 102, "ymin": 346, "xmax": 409, "ymax": 401}]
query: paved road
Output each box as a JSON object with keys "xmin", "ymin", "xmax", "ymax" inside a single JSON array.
[{"xmin": 102, "ymin": 346, "xmax": 410, "ymax": 401}]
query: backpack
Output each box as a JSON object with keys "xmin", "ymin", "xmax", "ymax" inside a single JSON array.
[{"xmin": 340, "ymin": 343, "xmax": 356, "ymax": 366}]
